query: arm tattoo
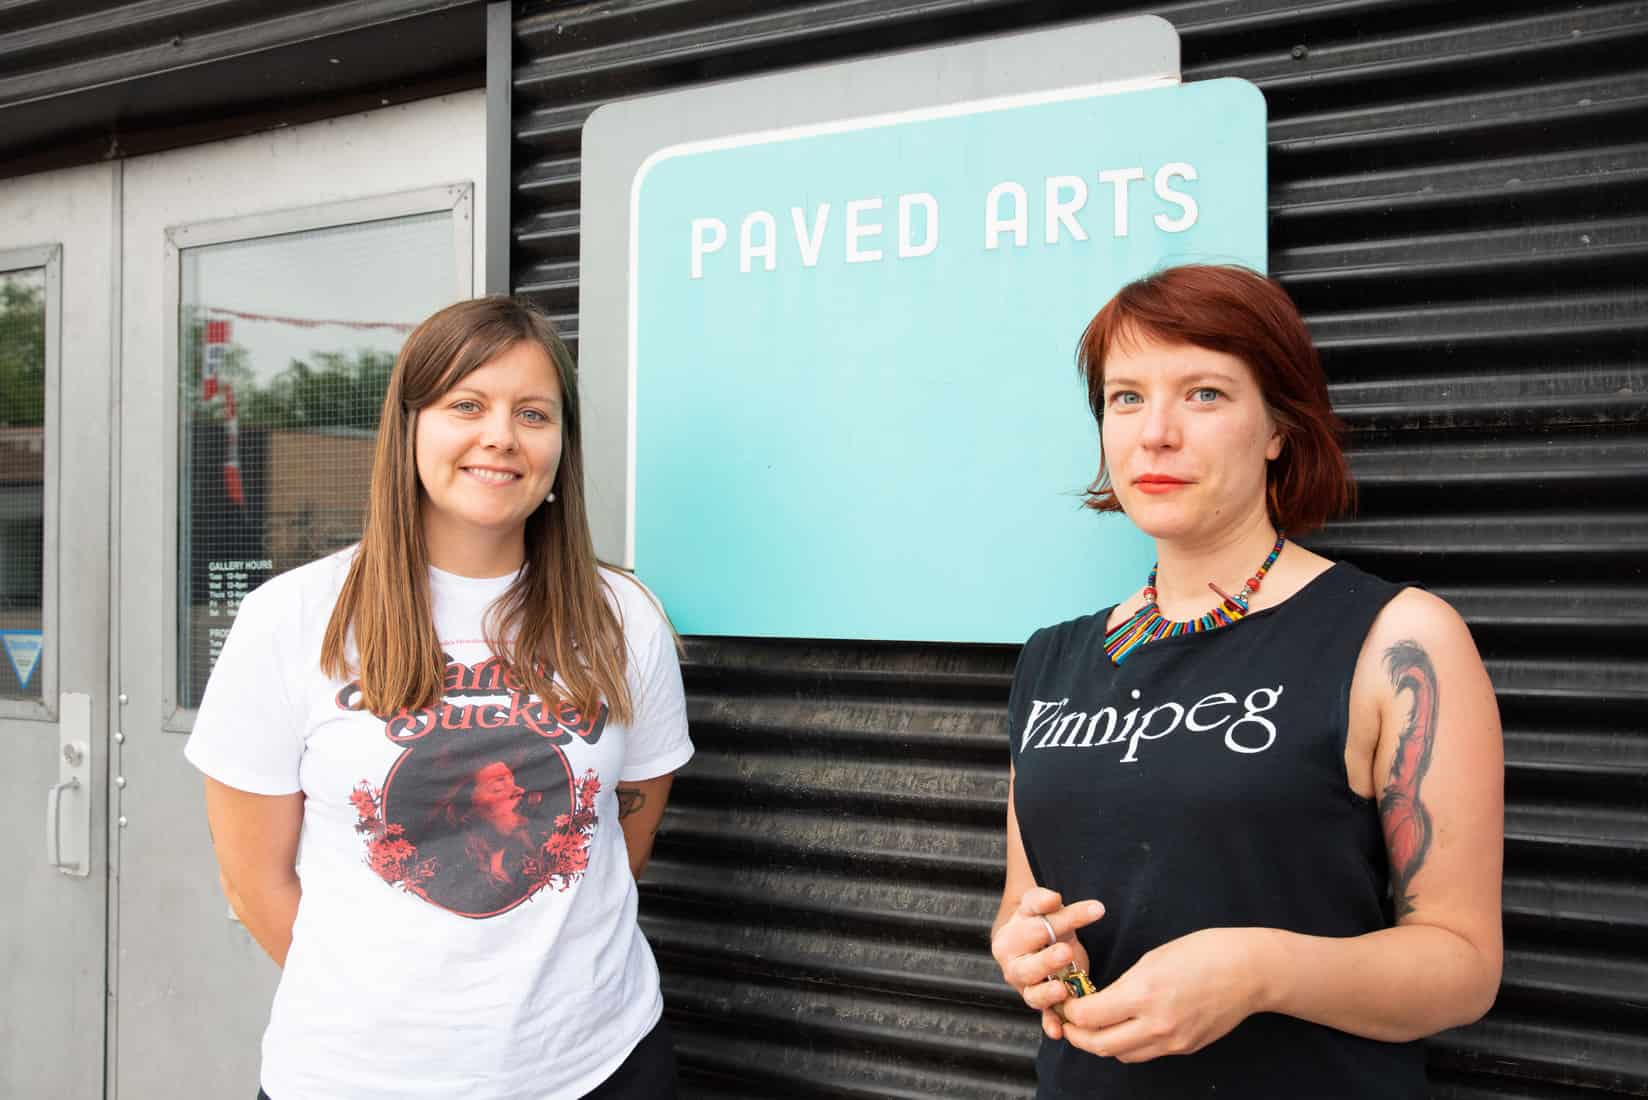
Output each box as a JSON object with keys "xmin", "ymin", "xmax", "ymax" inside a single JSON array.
[
  {"xmin": 617, "ymin": 786, "xmax": 646, "ymax": 820},
  {"xmin": 1379, "ymin": 639, "xmax": 1439, "ymax": 920}
]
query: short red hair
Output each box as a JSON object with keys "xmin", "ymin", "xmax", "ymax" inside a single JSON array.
[{"xmin": 1076, "ymin": 264, "xmax": 1355, "ymax": 536}]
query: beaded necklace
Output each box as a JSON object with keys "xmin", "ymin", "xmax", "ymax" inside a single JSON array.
[{"xmin": 1103, "ymin": 533, "xmax": 1287, "ymax": 665}]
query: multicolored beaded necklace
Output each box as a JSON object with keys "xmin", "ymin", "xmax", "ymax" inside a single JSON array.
[{"xmin": 1103, "ymin": 533, "xmax": 1287, "ymax": 665}]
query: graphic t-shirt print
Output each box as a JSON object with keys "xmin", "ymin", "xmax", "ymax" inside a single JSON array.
[{"xmin": 339, "ymin": 651, "xmax": 609, "ymax": 919}]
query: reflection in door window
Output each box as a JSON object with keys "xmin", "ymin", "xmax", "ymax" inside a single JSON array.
[
  {"xmin": 178, "ymin": 213, "xmax": 459, "ymax": 709},
  {"xmin": 0, "ymin": 267, "xmax": 46, "ymax": 701}
]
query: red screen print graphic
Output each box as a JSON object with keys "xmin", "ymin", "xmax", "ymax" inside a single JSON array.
[{"xmin": 341, "ymin": 654, "xmax": 609, "ymax": 919}]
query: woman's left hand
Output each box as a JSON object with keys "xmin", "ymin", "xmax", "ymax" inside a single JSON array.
[{"xmin": 1060, "ymin": 927, "xmax": 1269, "ymax": 1063}]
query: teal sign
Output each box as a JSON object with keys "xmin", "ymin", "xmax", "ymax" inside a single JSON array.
[{"xmin": 632, "ymin": 78, "xmax": 1266, "ymax": 642}]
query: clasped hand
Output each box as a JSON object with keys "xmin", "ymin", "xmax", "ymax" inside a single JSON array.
[
  {"xmin": 990, "ymin": 887, "xmax": 1104, "ymax": 1041},
  {"xmin": 995, "ymin": 891, "xmax": 1266, "ymax": 1062}
]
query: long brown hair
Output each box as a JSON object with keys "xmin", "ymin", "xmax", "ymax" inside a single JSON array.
[
  {"xmin": 321, "ymin": 296, "xmax": 636, "ymax": 725},
  {"xmin": 1075, "ymin": 264, "xmax": 1355, "ymax": 536}
]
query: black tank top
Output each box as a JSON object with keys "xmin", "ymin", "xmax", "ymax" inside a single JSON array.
[{"xmin": 1008, "ymin": 562, "xmax": 1427, "ymax": 1099}]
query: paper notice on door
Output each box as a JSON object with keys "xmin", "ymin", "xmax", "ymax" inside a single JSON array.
[{"xmin": 1, "ymin": 630, "xmax": 43, "ymax": 690}]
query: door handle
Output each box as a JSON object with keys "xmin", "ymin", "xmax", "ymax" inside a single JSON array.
[
  {"xmin": 46, "ymin": 777, "xmax": 82, "ymax": 871},
  {"xmin": 48, "ymin": 692, "xmax": 93, "ymax": 877}
]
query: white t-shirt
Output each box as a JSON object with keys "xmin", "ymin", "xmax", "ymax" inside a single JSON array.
[{"xmin": 184, "ymin": 549, "xmax": 693, "ymax": 1100}]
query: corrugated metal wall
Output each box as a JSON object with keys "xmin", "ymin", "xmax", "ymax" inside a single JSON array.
[
  {"xmin": 520, "ymin": 2, "xmax": 1648, "ymax": 1096},
  {"xmin": 0, "ymin": 0, "xmax": 484, "ymax": 176}
]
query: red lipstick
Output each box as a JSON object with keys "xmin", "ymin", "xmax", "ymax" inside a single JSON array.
[{"xmin": 1135, "ymin": 474, "xmax": 1191, "ymax": 495}]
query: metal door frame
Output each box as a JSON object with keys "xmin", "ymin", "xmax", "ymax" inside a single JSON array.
[
  {"xmin": 0, "ymin": 161, "xmax": 119, "ymax": 1100},
  {"xmin": 110, "ymin": 91, "xmax": 486, "ymax": 1099}
]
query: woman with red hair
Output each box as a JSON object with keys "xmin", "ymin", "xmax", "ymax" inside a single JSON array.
[{"xmin": 989, "ymin": 265, "xmax": 1503, "ymax": 1097}]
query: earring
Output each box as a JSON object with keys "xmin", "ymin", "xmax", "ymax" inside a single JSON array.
[{"xmin": 545, "ymin": 490, "xmax": 557, "ymax": 503}]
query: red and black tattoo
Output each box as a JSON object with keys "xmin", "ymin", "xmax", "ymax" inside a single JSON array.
[{"xmin": 1379, "ymin": 640, "xmax": 1439, "ymax": 920}]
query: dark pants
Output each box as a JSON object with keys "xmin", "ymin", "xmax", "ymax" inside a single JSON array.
[
  {"xmin": 580, "ymin": 1018, "xmax": 679, "ymax": 1100},
  {"xmin": 255, "ymin": 1017, "xmax": 678, "ymax": 1100}
]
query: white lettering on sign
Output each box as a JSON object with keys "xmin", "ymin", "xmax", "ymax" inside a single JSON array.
[
  {"xmin": 899, "ymin": 193, "xmax": 940, "ymax": 258},
  {"xmin": 791, "ymin": 204, "xmax": 831, "ymax": 267},
  {"xmin": 984, "ymin": 182, "xmax": 1029, "ymax": 250},
  {"xmin": 1154, "ymin": 162, "xmax": 1199, "ymax": 232},
  {"xmin": 691, "ymin": 218, "xmax": 727, "ymax": 279},
  {"xmin": 1097, "ymin": 167, "xmax": 1147, "ymax": 237},
  {"xmin": 1044, "ymin": 176, "xmax": 1090, "ymax": 244},
  {"xmin": 845, "ymin": 198, "xmax": 884, "ymax": 263},
  {"xmin": 687, "ymin": 163, "xmax": 1200, "ymax": 277},
  {"xmin": 739, "ymin": 211, "xmax": 777, "ymax": 273}
]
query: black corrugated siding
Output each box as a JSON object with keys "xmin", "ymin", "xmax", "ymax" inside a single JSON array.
[
  {"xmin": 507, "ymin": 2, "xmax": 1648, "ymax": 1095},
  {"xmin": 0, "ymin": 0, "xmax": 486, "ymax": 175}
]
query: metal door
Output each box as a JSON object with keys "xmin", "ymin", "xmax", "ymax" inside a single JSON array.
[
  {"xmin": 111, "ymin": 92, "xmax": 485, "ymax": 1098},
  {"xmin": 0, "ymin": 163, "xmax": 117, "ymax": 1100}
]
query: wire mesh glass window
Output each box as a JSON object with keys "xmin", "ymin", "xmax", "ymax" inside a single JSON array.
[
  {"xmin": 0, "ymin": 265, "xmax": 47, "ymax": 702},
  {"xmin": 177, "ymin": 212, "xmax": 460, "ymax": 709}
]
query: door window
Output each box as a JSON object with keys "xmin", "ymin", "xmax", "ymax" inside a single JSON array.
[
  {"xmin": 176, "ymin": 209, "xmax": 465, "ymax": 710},
  {"xmin": 0, "ymin": 261, "xmax": 49, "ymax": 702}
]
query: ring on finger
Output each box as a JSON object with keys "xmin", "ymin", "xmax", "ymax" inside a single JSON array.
[{"xmin": 1036, "ymin": 914, "xmax": 1058, "ymax": 948}]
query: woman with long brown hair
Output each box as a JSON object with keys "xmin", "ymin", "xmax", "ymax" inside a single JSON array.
[
  {"xmin": 990, "ymin": 265, "xmax": 1503, "ymax": 1097},
  {"xmin": 187, "ymin": 297, "xmax": 692, "ymax": 1099}
]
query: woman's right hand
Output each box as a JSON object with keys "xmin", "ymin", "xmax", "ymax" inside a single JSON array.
[
  {"xmin": 203, "ymin": 776, "xmax": 305, "ymax": 968},
  {"xmin": 991, "ymin": 886, "xmax": 1105, "ymax": 1039}
]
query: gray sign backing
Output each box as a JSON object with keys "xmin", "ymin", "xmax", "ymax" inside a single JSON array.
[{"xmin": 578, "ymin": 15, "xmax": 1180, "ymax": 564}]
